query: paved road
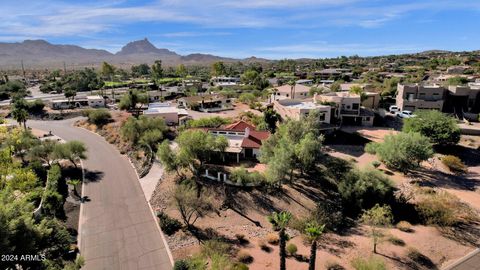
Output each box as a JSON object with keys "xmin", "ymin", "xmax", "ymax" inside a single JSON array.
[
  {"xmin": 444, "ymin": 249, "xmax": 480, "ymax": 270},
  {"xmin": 28, "ymin": 118, "xmax": 173, "ymax": 270}
]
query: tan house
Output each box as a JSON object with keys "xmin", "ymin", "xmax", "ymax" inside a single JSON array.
[
  {"xmin": 273, "ymin": 99, "xmax": 331, "ymax": 124},
  {"xmin": 315, "ymin": 92, "xmax": 374, "ymax": 126},
  {"xmin": 178, "ymin": 94, "xmax": 233, "ymax": 112},
  {"xmin": 143, "ymin": 103, "xmax": 190, "ymax": 125},
  {"xmin": 271, "ymin": 84, "xmax": 311, "ymax": 101},
  {"xmin": 395, "ymin": 84, "xmax": 445, "ymax": 111}
]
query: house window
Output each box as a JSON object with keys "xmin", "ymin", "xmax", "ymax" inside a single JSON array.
[
  {"xmin": 346, "ymin": 105, "xmax": 351, "ymax": 109},
  {"xmin": 319, "ymin": 113, "xmax": 325, "ymax": 121},
  {"xmin": 219, "ymin": 132, "xmax": 226, "ymax": 134},
  {"xmin": 365, "ymin": 117, "xmax": 370, "ymax": 121},
  {"xmin": 352, "ymin": 103, "xmax": 359, "ymax": 110},
  {"xmin": 286, "ymin": 94, "xmax": 289, "ymax": 97}
]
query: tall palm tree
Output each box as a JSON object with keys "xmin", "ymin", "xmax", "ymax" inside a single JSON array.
[
  {"xmin": 304, "ymin": 222, "xmax": 325, "ymax": 270},
  {"xmin": 11, "ymin": 100, "xmax": 29, "ymax": 129},
  {"xmin": 288, "ymin": 80, "xmax": 296, "ymax": 99},
  {"xmin": 268, "ymin": 211, "xmax": 292, "ymax": 270}
]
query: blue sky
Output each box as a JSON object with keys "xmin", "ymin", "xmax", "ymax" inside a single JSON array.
[{"xmin": 1, "ymin": 0, "xmax": 480, "ymax": 59}]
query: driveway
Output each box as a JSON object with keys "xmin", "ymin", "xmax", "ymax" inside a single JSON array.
[{"xmin": 27, "ymin": 118, "xmax": 173, "ymax": 270}]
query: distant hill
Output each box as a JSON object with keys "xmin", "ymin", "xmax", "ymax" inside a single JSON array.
[{"xmin": 0, "ymin": 38, "xmax": 260, "ymax": 69}]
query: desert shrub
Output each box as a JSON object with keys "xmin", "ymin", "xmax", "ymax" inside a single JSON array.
[
  {"xmin": 258, "ymin": 239, "xmax": 271, "ymax": 252},
  {"xmin": 85, "ymin": 109, "xmax": 111, "ymax": 126},
  {"xmin": 185, "ymin": 255, "xmax": 208, "ymax": 270},
  {"xmin": 441, "ymin": 155, "xmax": 467, "ymax": 174},
  {"xmin": 406, "ymin": 248, "xmax": 435, "ymax": 268},
  {"xmin": 403, "ymin": 110, "xmax": 460, "ymax": 145},
  {"xmin": 230, "ymin": 167, "xmax": 266, "ymax": 185},
  {"xmin": 387, "ymin": 236, "xmax": 405, "ymax": 246},
  {"xmin": 364, "ymin": 142, "xmax": 378, "ymax": 154},
  {"xmin": 373, "ymin": 132, "xmax": 434, "ymax": 172},
  {"xmin": 232, "ymin": 263, "xmax": 249, "ymax": 270},
  {"xmin": 173, "ymin": 260, "xmax": 189, "ymax": 270},
  {"xmin": 415, "ymin": 191, "xmax": 465, "ymax": 226},
  {"xmin": 156, "ymin": 211, "xmax": 182, "ymax": 235},
  {"xmin": 266, "ymin": 233, "xmax": 279, "ymax": 245},
  {"xmin": 211, "ymin": 253, "xmax": 233, "ymax": 270},
  {"xmin": 28, "ymin": 99, "xmax": 45, "ymax": 114},
  {"xmin": 201, "ymin": 240, "xmax": 231, "ymax": 258},
  {"xmin": 185, "ymin": 117, "xmax": 231, "ymax": 128},
  {"xmin": 371, "ymin": 160, "xmax": 381, "ymax": 168},
  {"xmin": 338, "ymin": 167, "xmax": 394, "ymax": 216},
  {"xmin": 396, "ymin": 221, "xmax": 413, "ymax": 232},
  {"xmin": 286, "ymin": 243, "xmax": 297, "ymax": 256},
  {"xmin": 351, "ymin": 256, "xmax": 386, "ymax": 270},
  {"xmin": 326, "ymin": 261, "xmax": 346, "ymax": 270},
  {"xmin": 235, "ymin": 233, "xmax": 249, "ymax": 245},
  {"xmin": 237, "ymin": 250, "xmax": 253, "ymax": 264}
]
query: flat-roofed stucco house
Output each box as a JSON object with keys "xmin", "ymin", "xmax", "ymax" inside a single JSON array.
[
  {"xmin": 271, "ymin": 84, "xmax": 311, "ymax": 101},
  {"xmin": 143, "ymin": 103, "xmax": 190, "ymax": 125},
  {"xmin": 273, "ymin": 99, "xmax": 331, "ymax": 124},
  {"xmin": 396, "ymin": 84, "xmax": 445, "ymax": 111},
  {"xmin": 178, "ymin": 94, "xmax": 233, "ymax": 112},
  {"xmin": 315, "ymin": 92, "xmax": 374, "ymax": 126}
]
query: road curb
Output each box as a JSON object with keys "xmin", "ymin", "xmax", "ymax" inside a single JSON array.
[
  {"xmin": 442, "ymin": 248, "xmax": 480, "ymax": 270},
  {"xmin": 75, "ymin": 123, "xmax": 175, "ymax": 267}
]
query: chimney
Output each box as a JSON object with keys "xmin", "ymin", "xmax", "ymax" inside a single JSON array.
[{"xmin": 244, "ymin": 127, "xmax": 250, "ymax": 138}]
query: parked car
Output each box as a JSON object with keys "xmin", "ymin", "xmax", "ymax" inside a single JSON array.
[
  {"xmin": 397, "ymin": 110, "xmax": 415, "ymax": 118},
  {"xmin": 389, "ymin": 105, "xmax": 401, "ymax": 114}
]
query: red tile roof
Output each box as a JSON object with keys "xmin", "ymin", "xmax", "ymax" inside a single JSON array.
[
  {"xmin": 241, "ymin": 130, "xmax": 270, "ymax": 149},
  {"xmin": 223, "ymin": 120, "xmax": 256, "ymax": 131}
]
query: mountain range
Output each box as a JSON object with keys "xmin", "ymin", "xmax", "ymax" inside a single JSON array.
[{"xmin": 0, "ymin": 38, "xmax": 266, "ymax": 69}]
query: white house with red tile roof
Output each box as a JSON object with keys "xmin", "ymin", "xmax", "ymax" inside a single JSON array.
[{"xmin": 207, "ymin": 120, "xmax": 270, "ymax": 162}]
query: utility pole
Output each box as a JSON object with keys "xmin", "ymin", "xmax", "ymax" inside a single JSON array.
[{"xmin": 63, "ymin": 62, "xmax": 67, "ymax": 75}]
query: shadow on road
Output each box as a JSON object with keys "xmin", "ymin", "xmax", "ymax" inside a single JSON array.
[{"xmin": 83, "ymin": 170, "xmax": 104, "ymax": 183}]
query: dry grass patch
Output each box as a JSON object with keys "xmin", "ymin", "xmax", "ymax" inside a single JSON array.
[
  {"xmin": 396, "ymin": 221, "xmax": 414, "ymax": 233},
  {"xmin": 265, "ymin": 233, "xmax": 279, "ymax": 245}
]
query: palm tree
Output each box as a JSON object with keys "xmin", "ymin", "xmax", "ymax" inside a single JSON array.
[
  {"xmin": 67, "ymin": 179, "xmax": 81, "ymax": 197},
  {"xmin": 268, "ymin": 211, "xmax": 292, "ymax": 270},
  {"xmin": 11, "ymin": 99, "xmax": 29, "ymax": 129},
  {"xmin": 304, "ymin": 222, "xmax": 325, "ymax": 270},
  {"xmin": 288, "ymin": 80, "xmax": 296, "ymax": 99}
]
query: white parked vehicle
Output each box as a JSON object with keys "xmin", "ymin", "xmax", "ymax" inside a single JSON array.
[
  {"xmin": 397, "ymin": 110, "xmax": 415, "ymax": 118},
  {"xmin": 389, "ymin": 105, "xmax": 401, "ymax": 114}
]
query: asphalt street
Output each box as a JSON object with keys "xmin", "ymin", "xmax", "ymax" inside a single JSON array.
[{"xmin": 28, "ymin": 118, "xmax": 173, "ymax": 270}]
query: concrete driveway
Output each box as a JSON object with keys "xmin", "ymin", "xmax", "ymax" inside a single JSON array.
[{"xmin": 28, "ymin": 118, "xmax": 173, "ymax": 270}]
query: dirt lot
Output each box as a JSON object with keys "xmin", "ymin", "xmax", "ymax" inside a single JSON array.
[{"xmin": 149, "ymin": 126, "xmax": 480, "ymax": 270}]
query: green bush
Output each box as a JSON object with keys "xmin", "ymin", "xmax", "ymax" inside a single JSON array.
[
  {"xmin": 230, "ymin": 167, "xmax": 266, "ymax": 185},
  {"xmin": 338, "ymin": 167, "xmax": 394, "ymax": 215},
  {"xmin": 441, "ymin": 155, "xmax": 467, "ymax": 174},
  {"xmin": 28, "ymin": 99, "xmax": 45, "ymax": 114},
  {"xmin": 47, "ymin": 164, "xmax": 62, "ymax": 191},
  {"xmin": 371, "ymin": 160, "xmax": 381, "ymax": 168},
  {"xmin": 286, "ymin": 243, "xmax": 297, "ymax": 256},
  {"xmin": 157, "ymin": 211, "xmax": 182, "ymax": 235},
  {"xmin": 372, "ymin": 132, "xmax": 433, "ymax": 172},
  {"xmin": 232, "ymin": 263, "xmax": 249, "ymax": 270},
  {"xmin": 403, "ymin": 110, "xmax": 460, "ymax": 145},
  {"xmin": 173, "ymin": 260, "xmax": 189, "ymax": 270},
  {"xmin": 351, "ymin": 256, "xmax": 386, "ymax": 270},
  {"xmin": 387, "ymin": 236, "xmax": 406, "ymax": 246},
  {"xmin": 85, "ymin": 109, "xmax": 111, "ymax": 126},
  {"xmin": 364, "ymin": 142, "xmax": 378, "ymax": 154},
  {"xmin": 186, "ymin": 116, "xmax": 231, "ymax": 128}
]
